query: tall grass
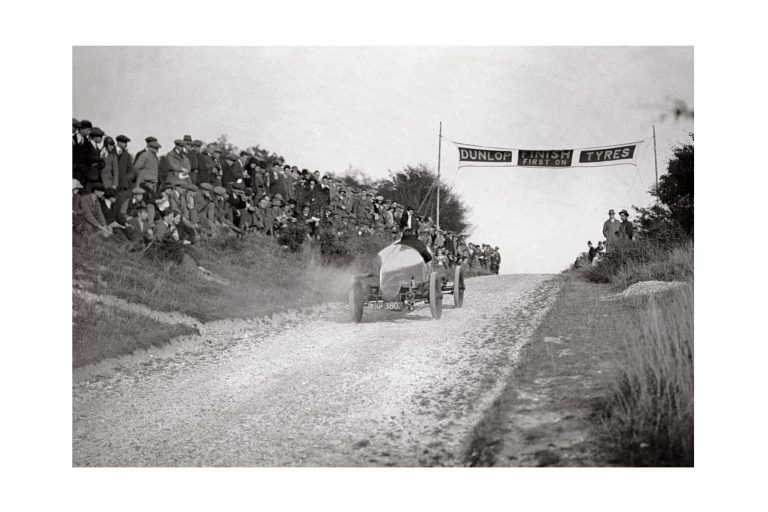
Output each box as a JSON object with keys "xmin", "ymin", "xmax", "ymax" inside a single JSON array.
[{"xmin": 602, "ymin": 284, "xmax": 694, "ymax": 466}]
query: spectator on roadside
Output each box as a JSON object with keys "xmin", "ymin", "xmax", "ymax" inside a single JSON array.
[
  {"xmin": 602, "ymin": 209, "xmax": 621, "ymax": 251},
  {"xmin": 618, "ymin": 209, "xmax": 635, "ymax": 240},
  {"xmin": 120, "ymin": 186, "xmax": 147, "ymax": 220},
  {"xmin": 115, "ymin": 135, "xmax": 135, "ymax": 194},
  {"xmin": 153, "ymin": 207, "xmax": 179, "ymax": 243},
  {"xmin": 135, "ymin": 140, "xmax": 161, "ymax": 188},
  {"xmin": 100, "ymin": 187, "xmax": 127, "ymax": 231},
  {"xmin": 80, "ymin": 183, "xmax": 112, "ymax": 237},
  {"xmin": 221, "ymin": 153, "xmax": 237, "ymax": 187},
  {"xmin": 399, "ymin": 204, "xmax": 419, "ymax": 232},
  {"xmin": 166, "ymin": 139, "xmax": 192, "ymax": 182},
  {"xmin": 188, "ymin": 140, "xmax": 204, "ymax": 184},
  {"xmin": 83, "ymin": 126, "xmax": 105, "ymax": 192},
  {"xmin": 100, "ymin": 136, "xmax": 119, "ymax": 189},
  {"xmin": 587, "ymin": 241, "xmax": 597, "ymax": 262}
]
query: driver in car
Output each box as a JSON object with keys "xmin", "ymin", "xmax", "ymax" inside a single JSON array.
[{"xmin": 397, "ymin": 228, "xmax": 433, "ymax": 263}]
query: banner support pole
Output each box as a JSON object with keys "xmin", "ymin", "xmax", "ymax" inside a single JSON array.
[
  {"xmin": 652, "ymin": 124, "xmax": 659, "ymax": 204},
  {"xmin": 436, "ymin": 121, "xmax": 442, "ymax": 229}
]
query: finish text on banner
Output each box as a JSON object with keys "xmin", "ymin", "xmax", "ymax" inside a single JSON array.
[{"xmin": 518, "ymin": 149, "xmax": 573, "ymax": 167}]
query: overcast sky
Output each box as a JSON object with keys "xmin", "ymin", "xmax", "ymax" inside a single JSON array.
[{"xmin": 73, "ymin": 46, "xmax": 693, "ymax": 273}]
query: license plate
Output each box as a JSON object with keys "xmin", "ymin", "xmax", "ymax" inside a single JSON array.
[{"xmin": 372, "ymin": 301, "xmax": 404, "ymax": 311}]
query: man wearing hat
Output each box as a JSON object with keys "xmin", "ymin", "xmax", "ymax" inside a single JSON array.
[
  {"xmin": 220, "ymin": 153, "xmax": 237, "ymax": 188},
  {"xmin": 166, "ymin": 139, "xmax": 192, "ymax": 182},
  {"xmin": 79, "ymin": 183, "xmax": 112, "ymax": 237},
  {"xmin": 618, "ymin": 209, "xmax": 635, "ymax": 241},
  {"xmin": 133, "ymin": 136, "xmax": 157, "ymax": 164},
  {"xmin": 115, "ymin": 135, "xmax": 135, "ymax": 194},
  {"xmin": 72, "ymin": 119, "xmax": 92, "ymax": 177},
  {"xmin": 399, "ymin": 204, "xmax": 419, "ymax": 233},
  {"xmin": 120, "ymin": 186, "xmax": 147, "ymax": 220},
  {"xmin": 100, "ymin": 136, "xmax": 120, "ymax": 189},
  {"xmin": 135, "ymin": 139, "xmax": 161, "ymax": 189},
  {"xmin": 198, "ymin": 143, "xmax": 215, "ymax": 186},
  {"xmin": 602, "ymin": 209, "xmax": 621, "ymax": 251},
  {"xmin": 188, "ymin": 140, "xmax": 203, "ymax": 185}
]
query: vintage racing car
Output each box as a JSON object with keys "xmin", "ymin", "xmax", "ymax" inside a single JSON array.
[{"xmin": 348, "ymin": 242, "xmax": 465, "ymax": 322}]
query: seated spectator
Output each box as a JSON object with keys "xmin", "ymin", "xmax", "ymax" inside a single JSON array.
[
  {"xmin": 153, "ymin": 208, "xmax": 179, "ymax": 243},
  {"xmin": 80, "ymin": 183, "xmax": 112, "ymax": 237},
  {"xmin": 587, "ymin": 241, "xmax": 597, "ymax": 262},
  {"xmin": 100, "ymin": 187, "xmax": 127, "ymax": 232}
]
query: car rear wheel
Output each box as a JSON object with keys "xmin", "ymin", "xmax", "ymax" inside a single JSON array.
[
  {"xmin": 349, "ymin": 282, "xmax": 364, "ymax": 323},
  {"xmin": 429, "ymin": 271, "xmax": 442, "ymax": 319},
  {"xmin": 453, "ymin": 265, "xmax": 465, "ymax": 308}
]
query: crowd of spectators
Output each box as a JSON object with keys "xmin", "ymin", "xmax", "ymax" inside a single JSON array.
[
  {"xmin": 577, "ymin": 208, "xmax": 635, "ymax": 267},
  {"xmin": 72, "ymin": 119, "xmax": 501, "ymax": 273}
]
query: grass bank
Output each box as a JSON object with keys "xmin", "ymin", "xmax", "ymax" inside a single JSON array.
[
  {"xmin": 465, "ymin": 273, "xmax": 693, "ymax": 466},
  {"xmin": 579, "ymin": 239, "xmax": 693, "ymax": 288}
]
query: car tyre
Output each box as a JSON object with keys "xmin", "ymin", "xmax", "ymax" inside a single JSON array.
[
  {"xmin": 429, "ymin": 271, "xmax": 442, "ymax": 319},
  {"xmin": 453, "ymin": 265, "xmax": 465, "ymax": 308},
  {"xmin": 349, "ymin": 281, "xmax": 364, "ymax": 323}
]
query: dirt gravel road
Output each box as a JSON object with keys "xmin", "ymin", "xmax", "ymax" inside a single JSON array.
[{"xmin": 73, "ymin": 274, "xmax": 560, "ymax": 466}]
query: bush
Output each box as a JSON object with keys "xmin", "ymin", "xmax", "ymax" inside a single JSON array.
[
  {"xmin": 580, "ymin": 239, "xmax": 693, "ymax": 286},
  {"xmin": 277, "ymin": 223, "xmax": 308, "ymax": 252}
]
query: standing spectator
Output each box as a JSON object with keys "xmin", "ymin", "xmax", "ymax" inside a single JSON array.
[
  {"xmin": 133, "ymin": 136, "xmax": 158, "ymax": 165},
  {"xmin": 83, "ymin": 127, "xmax": 105, "ymax": 192},
  {"xmin": 618, "ymin": 209, "xmax": 635, "ymax": 240},
  {"xmin": 166, "ymin": 139, "xmax": 192, "ymax": 182},
  {"xmin": 221, "ymin": 153, "xmax": 237, "ymax": 187},
  {"xmin": 115, "ymin": 135, "xmax": 135, "ymax": 194},
  {"xmin": 587, "ymin": 241, "xmax": 597, "ymax": 262},
  {"xmin": 72, "ymin": 120, "xmax": 93, "ymax": 186},
  {"xmin": 100, "ymin": 136, "xmax": 119, "ymax": 189},
  {"xmin": 189, "ymin": 140, "xmax": 203, "ymax": 184},
  {"xmin": 198, "ymin": 143, "xmax": 215, "ymax": 185},
  {"xmin": 135, "ymin": 140, "xmax": 161, "ymax": 188},
  {"xmin": 602, "ymin": 209, "xmax": 621, "ymax": 251}
]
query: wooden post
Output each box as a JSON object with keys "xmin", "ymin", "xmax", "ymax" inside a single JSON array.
[
  {"xmin": 436, "ymin": 122, "xmax": 442, "ymax": 229},
  {"xmin": 652, "ymin": 124, "xmax": 659, "ymax": 203}
]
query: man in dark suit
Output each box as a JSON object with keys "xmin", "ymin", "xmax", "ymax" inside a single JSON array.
[
  {"xmin": 115, "ymin": 135, "xmax": 135, "ymax": 194},
  {"xmin": 399, "ymin": 205, "xmax": 420, "ymax": 233}
]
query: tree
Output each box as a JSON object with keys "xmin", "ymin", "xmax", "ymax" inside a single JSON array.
[
  {"xmin": 215, "ymin": 134, "xmax": 239, "ymax": 156},
  {"xmin": 635, "ymin": 136, "xmax": 694, "ymax": 240},
  {"xmin": 374, "ymin": 164, "xmax": 470, "ymax": 234}
]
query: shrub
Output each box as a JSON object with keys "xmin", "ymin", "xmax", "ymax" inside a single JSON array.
[
  {"xmin": 581, "ymin": 239, "xmax": 693, "ymax": 286},
  {"xmin": 277, "ymin": 223, "xmax": 308, "ymax": 252}
]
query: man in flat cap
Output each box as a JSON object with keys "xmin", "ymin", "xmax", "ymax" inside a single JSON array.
[
  {"xmin": 120, "ymin": 186, "xmax": 147, "ymax": 221},
  {"xmin": 115, "ymin": 135, "xmax": 135, "ymax": 195},
  {"xmin": 220, "ymin": 153, "xmax": 236, "ymax": 188},
  {"xmin": 602, "ymin": 208, "xmax": 621, "ymax": 251},
  {"xmin": 618, "ymin": 209, "xmax": 635, "ymax": 241},
  {"xmin": 198, "ymin": 143, "xmax": 216, "ymax": 186},
  {"xmin": 135, "ymin": 140, "xmax": 161, "ymax": 189},
  {"xmin": 79, "ymin": 183, "xmax": 112, "ymax": 237},
  {"xmin": 166, "ymin": 139, "xmax": 192, "ymax": 183},
  {"xmin": 100, "ymin": 136, "xmax": 120, "ymax": 189},
  {"xmin": 188, "ymin": 140, "xmax": 203, "ymax": 185},
  {"xmin": 133, "ymin": 136, "xmax": 157, "ymax": 164}
]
